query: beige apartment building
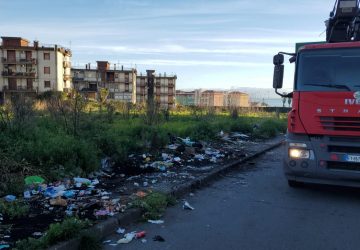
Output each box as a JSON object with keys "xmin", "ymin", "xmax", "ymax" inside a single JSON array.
[
  {"xmin": 0, "ymin": 36, "xmax": 71, "ymax": 102},
  {"xmin": 192, "ymin": 89, "xmax": 250, "ymax": 108},
  {"xmin": 136, "ymin": 73, "xmax": 176, "ymax": 109},
  {"xmin": 199, "ymin": 90, "xmax": 225, "ymax": 107},
  {"xmin": 72, "ymin": 61, "xmax": 137, "ymax": 103},
  {"xmin": 226, "ymin": 91, "xmax": 250, "ymax": 107}
]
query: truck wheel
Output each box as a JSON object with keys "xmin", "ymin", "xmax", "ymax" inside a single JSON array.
[{"xmin": 288, "ymin": 180, "xmax": 303, "ymax": 188}]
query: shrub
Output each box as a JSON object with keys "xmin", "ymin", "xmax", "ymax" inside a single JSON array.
[
  {"xmin": 0, "ymin": 199, "xmax": 29, "ymax": 219},
  {"xmin": 133, "ymin": 192, "xmax": 176, "ymax": 220},
  {"xmin": 15, "ymin": 218, "xmax": 91, "ymax": 250}
]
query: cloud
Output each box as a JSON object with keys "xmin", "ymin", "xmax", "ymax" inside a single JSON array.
[{"xmin": 74, "ymin": 44, "xmax": 294, "ymax": 55}]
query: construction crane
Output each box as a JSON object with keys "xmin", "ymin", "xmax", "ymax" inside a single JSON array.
[{"xmin": 326, "ymin": 0, "xmax": 360, "ymax": 42}]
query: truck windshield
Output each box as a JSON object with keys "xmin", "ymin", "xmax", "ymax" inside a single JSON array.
[{"xmin": 296, "ymin": 48, "xmax": 360, "ymax": 91}]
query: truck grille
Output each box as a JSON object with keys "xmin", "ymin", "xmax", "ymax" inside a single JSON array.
[
  {"xmin": 328, "ymin": 145, "xmax": 360, "ymax": 153},
  {"xmin": 327, "ymin": 161, "xmax": 360, "ymax": 171},
  {"xmin": 320, "ymin": 117, "xmax": 360, "ymax": 132}
]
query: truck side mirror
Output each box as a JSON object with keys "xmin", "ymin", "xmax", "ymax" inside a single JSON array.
[
  {"xmin": 273, "ymin": 65, "xmax": 284, "ymax": 89},
  {"xmin": 273, "ymin": 54, "xmax": 284, "ymax": 66}
]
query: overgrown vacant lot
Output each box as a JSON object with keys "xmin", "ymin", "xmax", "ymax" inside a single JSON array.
[{"xmin": 0, "ymin": 92, "xmax": 287, "ymax": 196}]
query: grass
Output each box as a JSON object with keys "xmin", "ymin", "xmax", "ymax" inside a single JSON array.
[
  {"xmin": 0, "ymin": 96, "xmax": 287, "ymax": 194},
  {"xmin": 15, "ymin": 218, "xmax": 92, "ymax": 250},
  {"xmin": 0, "ymin": 199, "xmax": 29, "ymax": 219},
  {"xmin": 132, "ymin": 192, "xmax": 177, "ymax": 220}
]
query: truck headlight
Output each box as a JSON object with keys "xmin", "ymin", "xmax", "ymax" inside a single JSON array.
[{"xmin": 289, "ymin": 148, "xmax": 310, "ymax": 159}]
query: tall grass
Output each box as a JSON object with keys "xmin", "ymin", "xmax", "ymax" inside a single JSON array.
[{"xmin": 0, "ymin": 98, "xmax": 287, "ymax": 193}]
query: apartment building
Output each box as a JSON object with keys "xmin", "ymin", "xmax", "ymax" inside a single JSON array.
[
  {"xmin": 191, "ymin": 89, "xmax": 250, "ymax": 108},
  {"xmin": 199, "ymin": 90, "xmax": 225, "ymax": 107},
  {"xmin": 176, "ymin": 90, "xmax": 195, "ymax": 106},
  {"xmin": 72, "ymin": 61, "xmax": 137, "ymax": 103},
  {"xmin": 225, "ymin": 91, "xmax": 250, "ymax": 107},
  {"xmin": 136, "ymin": 72, "xmax": 176, "ymax": 109},
  {"xmin": 0, "ymin": 36, "xmax": 71, "ymax": 102}
]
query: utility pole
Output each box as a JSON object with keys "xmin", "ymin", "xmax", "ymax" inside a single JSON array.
[{"xmin": 146, "ymin": 70, "xmax": 155, "ymax": 124}]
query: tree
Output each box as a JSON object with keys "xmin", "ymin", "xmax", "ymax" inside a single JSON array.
[{"xmin": 98, "ymin": 88, "xmax": 109, "ymax": 112}]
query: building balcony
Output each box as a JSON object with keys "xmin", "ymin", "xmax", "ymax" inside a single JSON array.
[
  {"xmin": 63, "ymin": 61, "xmax": 71, "ymax": 68},
  {"xmin": 2, "ymin": 71, "xmax": 37, "ymax": 78},
  {"xmin": 72, "ymin": 77, "xmax": 85, "ymax": 81},
  {"xmin": 2, "ymin": 57, "xmax": 37, "ymax": 65},
  {"xmin": 63, "ymin": 74, "xmax": 72, "ymax": 81},
  {"xmin": 3, "ymin": 85, "xmax": 37, "ymax": 92}
]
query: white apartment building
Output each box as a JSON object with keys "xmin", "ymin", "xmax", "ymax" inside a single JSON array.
[{"xmin": 0, "ymin": 36, "xmax": 71, "ymax": 102}]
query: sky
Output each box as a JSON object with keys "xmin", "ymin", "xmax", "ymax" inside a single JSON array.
[{"xmin": 0, "ymin": 0, "xmax": 334, "ymax": 90}]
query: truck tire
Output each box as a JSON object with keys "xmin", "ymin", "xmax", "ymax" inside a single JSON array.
[{"xmin": 288, "ymin": 180, "xmax": 303, "ymax": 188}]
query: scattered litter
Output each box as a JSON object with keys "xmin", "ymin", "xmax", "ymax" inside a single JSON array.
[
  {"xmin": 4, "ymin": 195, "xmax": 16, "ymax": 202},
  {"xmin": 148, "ymin": 220, "xmax": 164, "ymax": 224},
  {"xmin": 141, "ymin": 239, "xmax": 147, "ymax": 243},
  {"xmin": 23, "ymin": 191, "xmax": 31, "ymax": 199},
  {"xmin": 116, "ymin": 228, "xmax": 126, "ymax": 234},
  {"xmin": 103, "ymin": 240, "xmax": 111, "ymax": 244},
  {"xmin": 117, "ymin": 232, "xmax": 136, "ymax": 244},
  {"xmin": 32, "ymin": 232, "xmax": 43, "ymax": 237},
  {"xmin": 0, "ymin": 245, "xmax": 10, "ymax": 249},
  {"xmin": 183, "ymin": 201, "xmax": 195, "ymax": 210},
  {"xmin": 25, "ymin": 176, "xmax": 45, "ymax": 185},
  {"xmin": 136, "ymin": 191, "xmax": 147, "ymax": 198},
  {"xmin": 73, "ymin": 177, "xmax": 91, "ymax": 186},
  {"xmin": 50, "ymin": 197, "xmax": 68, "ymax": 207},
  {"xmin": 153, "ymin": 235, "xmax": 165, "ymax": 242},
  {"xmin": 135, "ymin": 231, "xmax": 146, "ymax": 239}
]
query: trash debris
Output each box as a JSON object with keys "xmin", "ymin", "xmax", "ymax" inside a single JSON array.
[
  {"xmin": 50, "ymin": 197, "xmax": 68, "ymax": 207},
  {"xmin": 117, "ymin": 232, "xmax": 136, "ymax": 244},
  {"xmin": 4, "ymin": 195, "xmax": 16, "ymax": 202},
  {"xmin": 135, "ymin": 231, "xmax": 146, "ymax": 239},
  {"xmin": 183, "ymin": 201, "xmax": 195, "ymax": 210},
  {"xmin": 141, "ymin": 239, "xmax": 147, "ymax": 243},
  {"xmin": 73, "ymin": 177, "xmax": 91, "ymax": 186},
  {"xmin": 95, "ymin": 210, "xmax": 109, "ymax": 217},
  {"xmin": 25, "ymin": 176, "xmax": 45, "ymax": 185},
  {"xmin": 135, "ymin": 191, "xmax": 147, "ymax": 198},
  {"xmin": 148, "ymin": 219, "xmax": 164, "ymax": 224},
  {"xmin": 103, "ymin": 240, "xmax": 111, "ymax": 244},
  {"xmin": 32, "ymin": 232, "xmax": 43, "ymax": 237},
  {"xmin": 0, "ymin": 244, "xmax": 10, "ymax": 249},
  {"xmin": 116, "ymin": 227, "xmax": 126, "ymax": 234},
  {"xmin": 153, "ymin": 235, "xmax": 165, "ymax": 242},
  {"xmin": 63, "ymin": 190, "xmax": 75, "ymax": 198},
  {"xmin": 23, "ymin": 191, "xmax": 31, "ymax": 199}
]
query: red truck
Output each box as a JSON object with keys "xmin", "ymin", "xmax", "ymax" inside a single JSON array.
[{"xmin": 273, "ymin": 0, "xmax": 360, "ymax": 187}]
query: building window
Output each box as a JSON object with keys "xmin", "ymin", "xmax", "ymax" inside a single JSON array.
[
  {"xmin": 44, "ymin": 81, "xmax": 51, "ymax": 88},
  {"xmin": 27, "ymin": 79, "xmax": 33, "ymax": 90},
  {"xmin": 44, "ymin": 67, "xmax": 50, "ymax": 74},
  {"xmin": 44, "ymin": 53, "xmax": 50, "ymax": 60}
]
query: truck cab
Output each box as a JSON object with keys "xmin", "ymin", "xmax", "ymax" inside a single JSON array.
[{"xmin": 275, "ymin": 42, "xmax": 360, "ymax": 187}]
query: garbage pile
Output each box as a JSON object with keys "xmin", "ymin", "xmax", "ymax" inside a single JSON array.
[
  {"xmin": 0, "ymin": 133, "xmax": 253, "ymax": 248},
  {"xmin": 115, "ymin": 136, "xmax": 239, "ymax": 177},
  {"xmin": 0, "ymin": 175, "xmax": 126, "ymax": 248}
]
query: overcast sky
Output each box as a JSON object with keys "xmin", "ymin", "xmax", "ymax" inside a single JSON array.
[{"xmin": 0, "ymin": 0, "xmax": 334, "ymax": 89}]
